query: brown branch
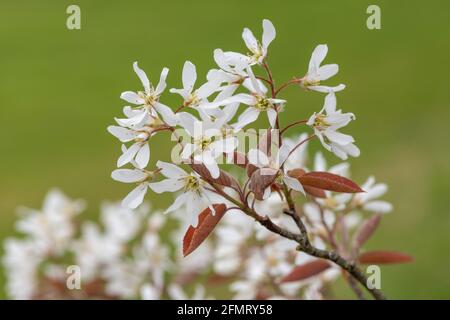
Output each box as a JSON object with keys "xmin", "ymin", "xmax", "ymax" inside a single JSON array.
[{"xmin": 206, "ymin": 178, "xmax": 386, "ymax": 300}]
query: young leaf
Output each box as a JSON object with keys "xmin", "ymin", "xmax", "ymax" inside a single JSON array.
[
  {"xmin": 183, "ymin": 204, "xmax": 227, "ymax": 257},
  {"xmin": 304, "ymin": 186, "xmax": 327, "ymax": 198},
  {"xmin": 191, "ymin": 164, "xmax": 240, "ymax": 191},
  {"xmin": 248, "ymin": 168, "xmax": 278, "ymax": 200},
  {"xmin": 358, "ymin": 251, "xmax": 413, "ymax": 265},
  {"xmin": 279, "ymin": 259, "xmax": 331, "ymax": 283},
  {"xmin": 298, "ymin": 171, "xmax": 364, "ymax": 193},
  {"xmin": 352, "ymin": 213, "xmax": 382, "ymax": 251},
  {"xmin": 287, "ymin": 169, "xmax": 326, "ymax": 198}
]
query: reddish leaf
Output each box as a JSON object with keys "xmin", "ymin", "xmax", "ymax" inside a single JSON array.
[
  {"xmin": 280, "ymin": 259, "xmax": 331, "ymax": 283},
  {"xmin": 183, "ymin": 204, "xmax": 227, "ymax": 257},
  {"xmin": 287, "ymin": 168, "xmax": 306, "ymax": 179},
  {"xmin": 248, "ymin": 168, "xmax": 278, "ymax": 200},
  {"xmin": 298, "ymin": 171, "xmax": 364, "ymax": 193},
  {"xmin": 287, "ymin": 169, "xmax": 326, "ymax": 198},
  {"xmin": 191, "ymin": 164, "xmax": 240, "ymax": 190},
  {"xmin": 246, "ymin": 163, "xmax": 259, "ymax": 178},
  {"xmin": 358, "ymin": 251, "xmax": 413, "ymax": 265},
  {"xmin": 304, "ymin": 186, "xmax": 327, "ymax": 198},
  {"xmin": 353, "ymin": 214, "xmax": 382, "ymax": 251}
]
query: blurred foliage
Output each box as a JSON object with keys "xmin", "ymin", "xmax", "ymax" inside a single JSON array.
[{"xmin": 0, "ymin": 0, "xmax": 449, "ymax": 299}]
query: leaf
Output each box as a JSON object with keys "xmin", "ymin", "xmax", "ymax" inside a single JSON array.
[
  {"xmin": 358, "ymin": 251, "xmax": 413, "ymax": 265},
  {"xmin": 298, "ymin": 171, "xmax": 364, "ymax": 193},
  {"xmin": 304, "ymin": 186, "xmax": 327, "ymax": 198},
  {"xmin": 248, "ymin": 168, "xmax": 278, "ymax": 200},
  {"xmin": 191, "ymin": 164, "xmax": 240, "ymax": 190},
  {"xmin": 287, "ymin": 169, "xmax": 326, "ymax": 198},
  {"xmin": 353, "ymin": 214, "xmax": 382, "ymax": 251},
  {"xmin": 279, "ymin": 259, "xmax": 331, "ymax": 283},
  {"xmin": 183, "ymin": 204, "xmax": 227, "ymax": 257}
]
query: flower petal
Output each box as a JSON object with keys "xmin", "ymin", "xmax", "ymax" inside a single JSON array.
[
  {"xmin": 135, "ymin": 143, "xmax": 150, "ymax": 169},
  {"xmin": 262, "ymin": 19, "xmax": 276, "ymax": 50},
  {"xmin": 182, "ymin": 61, "xmax": 197, "ymax": 92},
  {"xmin": 148, "ymin": 178, "xmax": 184, "ymax": 193},
  {"xmin": 133, "ymin": 62, "xmax": 150, "ymax": 93},
  {"xmin": 111, "ymin": 169, "xmax": 147, "ymax": 183},
  {"xmin": 122, "ymin": 183, "xmax": 148, "ymax": 209}
]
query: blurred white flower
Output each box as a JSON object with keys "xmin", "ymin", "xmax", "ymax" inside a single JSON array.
[{"xmin": 353, "ymin": 176, "xmax": 393, "ymax": 213}]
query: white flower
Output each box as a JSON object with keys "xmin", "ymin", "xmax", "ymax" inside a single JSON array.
[
  {"xmin": 205, "ymin": 67, "xmax": 285, "ymax": 128},
  {"xmin": 108, "ymin": 121, "xmax": 153, "ymax": 169},
  {"xmin": 301, "ymin": 44, "xmax": 345, "ymax": 93},
  {"xmin": 148, "ymin": 161, "xmax": 217, "ymax": 226},
  {"xmin": 177, "ymin": 112, "xmax": 237, "ymax": 179},
  {"xmin": 170, "ymin": 61, "xmax": 220, "ymax": 110},
  {"xmin": 307, "ymin": 91, "xmax": 360, "ymax": 160},
  {"xmin": 15, "ymin": 189, "xmax": 84, "ymax": 254},
  {"xmin": 241, "ymin": 19, "xmax": 276, "ymax": 65},
  {"xmin": 248, "ymin": 144, "xmax": 305, "ymax": 198},
  {"xmin": 111, "ymin": 167, "xmax": 153, "ymax": 209},
  {"xmin": 352, "ymin": 176, "xmax": 393, "ymax": 213},
  {"xmin": 120, "ymin": 62, "xmax": 177, "ymax": 126}
]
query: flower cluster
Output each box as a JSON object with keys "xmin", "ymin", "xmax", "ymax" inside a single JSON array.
[
  {"xmin": 108, "ymin": 19, "xmax": 358, "ymax": 215},
  {"xmin": 100, "ymin": 19, "xmax": 415, "ymax": 300}
]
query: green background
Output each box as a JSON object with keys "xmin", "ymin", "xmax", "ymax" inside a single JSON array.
[{"xmin": 1, "ymin": 0, "xmax": 449, "ymax": 299}]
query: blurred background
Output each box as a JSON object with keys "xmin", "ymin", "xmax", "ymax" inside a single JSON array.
[{"xmin": 0, "ymin": 0, "xmax": 449, "ymax": 299}]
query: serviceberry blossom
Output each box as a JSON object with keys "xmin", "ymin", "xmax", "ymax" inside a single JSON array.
[
  {"xmin": 170, "ymin": 61, "xmax": 220, "ymax": 112},
  {"xmin": 148, "ymin": 161, "xmax": 217, "ymax": 226},
  {"xmin": 240, "ymin": 19, "xmax": 276, "ymax": 65},
  {"xmin": 120, "ymin": 62, "xmax": 177, "ymax": 126},
  {"xmin": 300, "ymin": 44, "xmax": 345, "ymax": 93},
  {"xmin": 101, "ymin": 18, "xmax": 410, "ymax": 300},
  {"xmin": 307, "ymin": 91, "xmax": 360, "ymax": 160}
]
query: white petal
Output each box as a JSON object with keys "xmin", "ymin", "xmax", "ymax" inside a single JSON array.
[
  {"xmin": 107, "ymin": 126, "xmax": 135, "ymax": 142},
  {"xmin": 366, "ymin": 183, "xmax": 388, "ymax": 200},
  {"xmin": 111, "ymin": 169, "xmax": 147, "ymax": 183},
  {"xmin": 135, "ymin": 143, "xmax": 150, "ymax": 169},
  {"xmin": 283, "ymin": 176, "xmax": 305, "ymax": 194},
  {"xmin": 201, "ymin": 151, "xmax": 220, "ymax": 179},
  {"xmin": 117, "ymin": 143, "xmax": 140, "ymax": 167},
  {"xmin": 213, "ymin": 137, "xmax": 237, "ymax": 154},
  {"xmin": 245, "ymin": 67, "xmax": 264, "ymax": 96},
  {"xmin": 323, "ymin": 91, "xmax": 337, "ymax": 114},
  {"xmin": 314, "ymin": 152, "xmax": 327, "ymax": 171},
  {"xmin": 325, "ymin": 130, "xmax": 354, "ymax": 145},
  {"xmin": 148, "ymin": 178, "xmax": 184, "ymax": 193},
  {"xmin": 236, "ymin": 107, "xmax": 260, "ymax": 128},
  {"xmin": 182, "ymin": 61, "xmax": 197, "ymax": 92},
  {"xmin": 363, "ymin": 201, "xmax": 393, "ymax": 213},
  {"xmin": 262, "ymin": 19, "xmax": 276, "ymax": 50},
  {"xmin": 178, "ymin": 112, "xmax": 199, "ymax": 137},
  {"xmin": 133, "ymin": 62, "xmax": 150, "ymax": 92},
  {"xmin": 309, "ymin": 44, "xmax": 328, "ymax": 72},
  {"xmin": 120, "ymin": 91, "xmax": 144, "ymax": 105},
  {"xmin": 156, "ymin": 161, "xmax": 187, "ymax": 178},
  {"xmin": 267, "ymin": 108, "xmax": 278, "ymax": 128},
  {"xmin": 164, "ymin": 192, "xmax": 189, "ymax": 214},
  {"xmin": 248, "ymin": 149, "xmax": 270, "ymax": 167},
  {"xmin": 155, "ymin": 67, "xmax": 169, "ymax": 95},
  {"xmin": 278, "ymin": 143, "xmax": 291, "ymax": 165},
  {"xmin": 317, "ymin": 64, "xmax": 338, "ymax": 81},
  {"xmin": 242, "ymin": 28, "xmax": 258, "ymax": 52},
  {"xmin": 122, "ymin": 183, "xmax": 148, "ymax": 209},
  {"xmin": 153, "ymin": 102, "xmax": 178, "ymax": 126},
  {"xmin": 197, "ymin": 81, "xmax": 220, "ymax": 99}
]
